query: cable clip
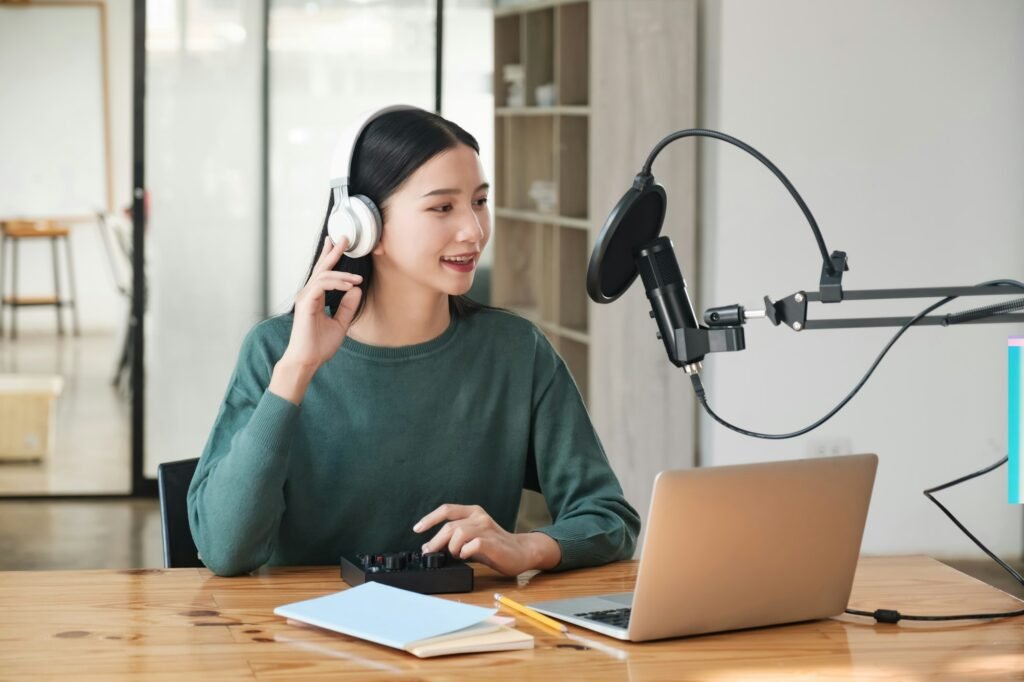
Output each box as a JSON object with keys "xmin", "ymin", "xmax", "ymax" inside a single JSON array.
[{"xmin": 872, "ymin": 609, "xmax": 903, "ymax": 624}]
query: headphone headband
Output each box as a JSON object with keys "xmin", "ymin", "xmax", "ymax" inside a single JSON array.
[
  {"xmin": 328, "ymin": 104, "xmax": 419, "ymax": 191},
  {"xmin": 324, "ymin": 104, "xmax": 422, "ymax": 257}
]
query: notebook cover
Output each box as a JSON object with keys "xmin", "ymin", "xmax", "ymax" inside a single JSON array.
[{"xmin": 273, "ymin": 581, "xmax": 496, "ymax": 650}]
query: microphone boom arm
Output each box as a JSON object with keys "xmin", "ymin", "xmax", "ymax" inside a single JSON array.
[{"xmin": 703, "ymin": 284, "xmax": 1024, "ymax": 333}]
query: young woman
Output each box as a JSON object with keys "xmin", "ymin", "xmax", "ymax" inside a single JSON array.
[{"xmin": 187, "ymin": 106, "xmax": 639, "ymax": 577}]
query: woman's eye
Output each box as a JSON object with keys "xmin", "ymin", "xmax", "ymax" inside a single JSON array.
[
  {"xmin": 430, "ymin": 204, "xmax": 453, "ymax": 213},
  {"xmin": 473, "ymin": 197, "xmax": 489, "ymax": 207}
]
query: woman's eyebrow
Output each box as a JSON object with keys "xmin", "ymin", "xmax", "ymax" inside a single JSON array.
[{"xmin": 421, "ymin": 182, "xmax": 490, "ymax": 198}]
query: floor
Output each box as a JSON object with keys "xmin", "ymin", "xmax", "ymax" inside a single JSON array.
[
  {"xmin": 0, "ymin": 331, "xmax": 131, "ymax": 495},
  {"xmin": 0, "ymin": 499, "xmax": 1022, "ymax": 608}
]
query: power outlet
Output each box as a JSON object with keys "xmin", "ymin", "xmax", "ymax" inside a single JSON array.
[{"xmin": 807, "ymin": 437, "xmax": 853, "ymax": 458}]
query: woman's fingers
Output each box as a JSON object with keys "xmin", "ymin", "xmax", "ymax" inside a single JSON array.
[
  {"xmin": 295, "ymin": 274, "xmax": 361, "ymax": 311},
  {"xmin": 334, "ymin": 287, "xmax": 362, "ymax": 327},
  {"xmin": 447, "ymin": 526, "xmax": 471, "ymax": 559},
  {"xmin": 299, "ymin": 271, "xmax": 362, "ymax": 299},
  {"xmin": 458, "ymin": 537, "xmax": 484, "ymax": 561},
  {"xmin": 421, "ymin": 522, "xmax": 457, "ymax": 554},
  {"xmin": 313, "ymin": 271, "xmax": 363, "ymax": 284},
  {"xmin": 312, "ymin": 235, "xmax": 348, "ymax": 276},
  {"xmin": 413, "ymin": 504, "xmax": 476, "ymax": 533},
  {"xmin": 415, "ymin": 505, "xmax": 495, "ymax": 555}
]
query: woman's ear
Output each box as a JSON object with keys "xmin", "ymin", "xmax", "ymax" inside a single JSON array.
[{"xmin": 371, "ymin": 228, "xmax": 386, "ymax": 257}]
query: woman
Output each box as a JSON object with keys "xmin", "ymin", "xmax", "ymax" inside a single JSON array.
[{"xmin": 187, "ymin": 106, "xmax": 639, "ymax": 577}]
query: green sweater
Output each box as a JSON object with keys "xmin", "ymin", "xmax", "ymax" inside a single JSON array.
[{"xmin": 187, "ymin": 307, "xmax": 640, "ymax": 577}]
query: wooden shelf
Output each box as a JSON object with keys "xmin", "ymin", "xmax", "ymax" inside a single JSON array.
[
  {"xmin": 495, "ymin": 0, "xmax": 700, "ymax": 541},
  {"xmin": 493, "ymin": 0, "xmax": 592, "ymax": 405},
  {"xmin": 496, "ymin": 106, "xmax": 590, "ymax": 116},
  {"xmin": 495, "ymin": 0, "xmax": 586, "ymax": 18},
  {"xmin": 494, "ymin": 207, "xmax": 590, "ymax": 230}
]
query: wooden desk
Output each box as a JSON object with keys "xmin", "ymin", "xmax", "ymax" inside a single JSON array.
[{"xmin": 0, "ymin": 556, "xmax": 1021, "ymax": 680}]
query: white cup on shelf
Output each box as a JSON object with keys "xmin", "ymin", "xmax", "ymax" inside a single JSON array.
[
  {"xmin": 535, "ymin": 83, "xmax": 556, "ymax": 107},
  {"xmin": 528, "ymin": 180, "xmax": 557, "ymax": 214}
]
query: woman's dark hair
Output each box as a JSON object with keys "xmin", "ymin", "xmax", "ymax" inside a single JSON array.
[{"xmin": 297, "ymin": 108, "xmax": 491, "ymax": 321}]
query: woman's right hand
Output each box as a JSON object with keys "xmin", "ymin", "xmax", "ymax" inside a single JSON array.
[{"xmin": 269, "ymin": 236, "xmax": 363, "ymax": 404}]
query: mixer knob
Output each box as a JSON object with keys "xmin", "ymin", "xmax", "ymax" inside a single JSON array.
[{"xmin": 423, "ymin": 551, "xmax": 445, "ymax": 569}]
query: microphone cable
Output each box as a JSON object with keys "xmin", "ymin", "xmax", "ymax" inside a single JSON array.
[
  {"xmin": 843, "ymin": 453, "xmax": 1024, "ymax": 624},
  {"xmin": 690, "ymin": 279, "xmax": 1024, "ymax": 440},
  {"xmin": 690, "ymin": 278, "xmax": 1024, "ymax": 623}
]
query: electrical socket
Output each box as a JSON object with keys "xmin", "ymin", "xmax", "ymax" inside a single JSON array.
[{"xmin": 807, "ymin": 437, "xmax": 853, "ymax": 458}]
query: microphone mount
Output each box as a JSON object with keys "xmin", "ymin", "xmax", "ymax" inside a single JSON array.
[{"xmin": 706, "ymin": 283, "xmax": 1024, "ymax": 333}]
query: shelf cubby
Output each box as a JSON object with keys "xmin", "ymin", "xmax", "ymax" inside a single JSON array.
[
  {"xmin": 504, "ymin": 115, "xmax": 554, "ymax": 213},
  {"xmin": 493, "ymin": 14, "xmax": 521, "ymax": 108},
  {"xmin": 557, "ymin": 114, "xmax": 588, "ymax": 219},
  {"xmin": 523, "ymin": 8, "xmax": 555, "ymax": 106},
  {"xmin": 492, "ymin": 217, "xmax": 540, "ymax": 320},
  {"xmin": 492, "ymin": 0, "xmax": 592, "ymax": 405},
  {"xmin": 557, "ymin": 226, "xmax": 589, "ymax": 334},
  {"xmin": 556, "ymin": 2, "xmax": 589, "ymax": 106}
]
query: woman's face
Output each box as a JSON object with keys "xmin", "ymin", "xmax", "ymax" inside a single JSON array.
[{"xmin": 372, "ymin": 143, "xmax": 490, "ymax": 297}]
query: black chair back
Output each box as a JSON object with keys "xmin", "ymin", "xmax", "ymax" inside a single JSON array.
[{"xmin": 157, "ymin": 457, "xmax": 203, "ymax": 568}]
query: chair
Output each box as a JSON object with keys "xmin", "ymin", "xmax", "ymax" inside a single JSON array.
[
  {"xmin": 0, "ymin": 219, "xmax": 80, "ymax": 339},
  {"xmin": 157, "ymin": 457, "xmax": 204, "ymax": 568}
]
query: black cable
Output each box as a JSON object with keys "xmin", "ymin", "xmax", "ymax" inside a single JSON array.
[
  {"xmin": 639, "ymin": 128, "xmax": 837, "ymax": 276},
  {"xmin": 844, "ymin": 454, "xmax": 1024, "ymax": 624},
  {"xmin": 691, "ymin": 295, "xmax": 955, "ymax": 439},
  {"xmin": 922, "ymin": 455, "xmax": 1024, "ymax": 586},
  {"xmin": 690, "ymin": 278, "xmax": 1024, "ymax": 623},
  {"xmin": 691, "ymin": 279, "xmax": 1024, "ymax": 440}
]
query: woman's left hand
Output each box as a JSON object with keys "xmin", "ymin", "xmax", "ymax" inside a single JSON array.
[{"xmin": 414, "ymin": 504, "xmax": 561, "ymax": 576}]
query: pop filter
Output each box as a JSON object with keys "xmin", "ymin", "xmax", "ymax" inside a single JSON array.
[{"xmin": 586, "ymin": 176, "xmax": 666, "ymax": 303}]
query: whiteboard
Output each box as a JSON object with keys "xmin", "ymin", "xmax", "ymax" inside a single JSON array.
[{"xmin": 0, "ymin": 3, "xmax": 110, "ymax": 220}]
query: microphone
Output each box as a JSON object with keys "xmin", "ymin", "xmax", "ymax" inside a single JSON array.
[
  {"xmin": 635, "ymin": 236, "xmax": 704, "ymax": 367},
  {"xmin": 587, "ymin": 172, "xmax": 743, "ymax": 371}
]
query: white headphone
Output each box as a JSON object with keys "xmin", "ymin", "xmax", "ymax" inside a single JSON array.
[{"xmin": 326, "ymin": 104, "xmax": 420, "ymax": 258}]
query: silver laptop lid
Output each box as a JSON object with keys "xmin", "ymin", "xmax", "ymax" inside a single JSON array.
[{"xmin": 629, "ymin": 454, "xmax": 878, "ymax": 641}]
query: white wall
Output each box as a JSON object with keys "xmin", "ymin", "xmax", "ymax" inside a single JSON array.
[
  {"xmin": 698, "ymin": 0, "xmax": 1024, "ymax": 557},
  {"xmin": 143, "ymin": 1, "xmax": 266, "ymax": 477},
  {"xmin": 8, "ymin": 0, "xmax": 133, "ymax": 335}
]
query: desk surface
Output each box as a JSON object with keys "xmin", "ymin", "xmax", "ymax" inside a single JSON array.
[{"xmin": 0, "ymin": 556, "xmax": 1022, "ymax": 681}]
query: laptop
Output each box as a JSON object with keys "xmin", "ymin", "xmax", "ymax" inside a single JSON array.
[{"xmin": 529, "ymin": 454, "xmax": 878, "ymax": 641}]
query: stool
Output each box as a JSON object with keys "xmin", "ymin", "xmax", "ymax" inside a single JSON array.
[{"xmin": 0, "ymin": 220, "xmax": 80, "ymax": 339}]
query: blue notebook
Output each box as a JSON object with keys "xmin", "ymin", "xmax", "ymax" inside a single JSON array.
[{"xmin": 274, "ymin": 582, "xmax": 533, "ymax": 657}]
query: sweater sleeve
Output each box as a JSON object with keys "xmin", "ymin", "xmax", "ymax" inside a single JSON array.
[
  {"xmin": 187, "ymin": 320, "xmax": 299, "ymax": 576},
  {"xmin": 527, "ymin": 330, "xmax": 641, "ymax": 570}
]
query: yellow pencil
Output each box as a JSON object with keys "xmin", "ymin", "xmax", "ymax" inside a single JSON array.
[{"xmin": 494, "ymin": 592, "xmax": 568, "ymax": 633}]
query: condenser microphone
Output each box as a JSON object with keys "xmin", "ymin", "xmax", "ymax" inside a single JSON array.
[
  {"xmin": 587, "ymin": 169, "xmax": 744, "ymax": 370},
  {"xmin": 635, "ymin": 236, "xmax": 704, "ymax": 365}
]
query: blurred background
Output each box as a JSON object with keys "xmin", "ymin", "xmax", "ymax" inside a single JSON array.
[{"xmin": 0, "ymin": 0, "xmax": 1021, "ymax": 595}]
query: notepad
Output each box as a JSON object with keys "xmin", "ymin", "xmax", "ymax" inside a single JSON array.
[{"xmin": 274, "ymin": 582, "xmax": 534, "ymax": 658}]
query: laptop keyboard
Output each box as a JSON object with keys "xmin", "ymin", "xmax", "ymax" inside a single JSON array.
[{"xmin": 575, "ymin": 607, "xmax": 632, "ymax": 629}]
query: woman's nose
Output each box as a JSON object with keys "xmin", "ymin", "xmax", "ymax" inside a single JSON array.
[{"xmin": 456, "ymin": 208, "xmax": 485, "ymax": 241}]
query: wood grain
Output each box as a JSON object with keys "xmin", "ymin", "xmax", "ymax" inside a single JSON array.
[
  {"xmin": 0, "ymin": 556, "xmax": 1021, "ymax": 680},
  {"xmin": 588, "ymin": 0, "xmax": 701, "ymax": 550}
]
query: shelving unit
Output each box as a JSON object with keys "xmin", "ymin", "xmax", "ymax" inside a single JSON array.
[
  {"xmin": 492, "ymin": 0, "xmax": 592, "ymax": 403},
  {"xmin": 493, "ymin": 0, "xmax": 699, "ymax": 538}
]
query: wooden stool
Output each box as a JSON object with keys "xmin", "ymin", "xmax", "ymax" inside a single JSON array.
[{"xmin": 0, "ymin": 220, "xmax": 80, "ymax": 339}]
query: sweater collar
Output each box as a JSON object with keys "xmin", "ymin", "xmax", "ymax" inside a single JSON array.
[{"xmin": 338, "ymin": 313, "xmax": 460, "ymax": 361}]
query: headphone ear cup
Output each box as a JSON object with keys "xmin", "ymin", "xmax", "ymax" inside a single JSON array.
[
  {"xmin": 327, "ymin": 203, "xmax": 357, "ymax": 250},
  {"xmin": 346, "ymin": 194, "xmax": 382, "ymax": 259}
]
